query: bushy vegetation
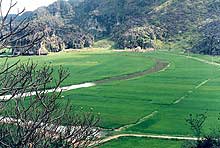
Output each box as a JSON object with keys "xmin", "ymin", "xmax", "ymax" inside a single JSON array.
[
  {"xmin": 191, "ymin": 21, "xmax": 220, "ymax": 55},
  {"xmin": 93, "ymin": 38, "xmax": 115, "ymax": 49},
  {"xmin": 11, "ymin": 0, "xmax": 220, "ymax": 54},
  {"xmin": 116, "ymin": 25, "xmax": 165, "ymax": 49}
]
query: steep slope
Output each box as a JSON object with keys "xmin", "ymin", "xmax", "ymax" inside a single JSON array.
[
  {"xmin": 72, "ymin": 0, "xmax": 169, "ymax": 49},
  {"xmin": 74, "ymin": 0, "xmax": 167, "ymax": 36},
  {"xmin": 148, "ymin": 0, "xmax": 220, "ymax": 54},
  {"xmin": 16, "ymin": 0, "xmax": 93, "ymax": 54},
  {"xmin": 74, "ymin": 0, "xmax": 220, "ymax": 53},
  {"xmin": 13, "ymin": 0, "xmax": 220, "ymax": 55}
]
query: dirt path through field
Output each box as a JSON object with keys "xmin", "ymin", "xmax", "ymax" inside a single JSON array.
[
  {"xmin": 173, "ymin": 79, "xmax": 210, "ymax": 104},
  {"xmin": 185, "ymin": 55, "xmax": 220, "ymax": 66},
  {"xmin": 95, "ymin": 60, "xmax": 169, "ymax": 84},
  {"xmin": 94, "ymin": 53, "xmax": 217, "ymax": 146},
  {"xmin": 90, "ymin": 134, "xmax": 198, "ymax": 147},
  {"xmin": 161, "ymin": 51, "xmax": 220, "ymax": 66},
  {"xmin": 0, "ymin": 60, "xmax": 170, "ymax": 100},
  {"xmin": 115, "ymin": 111, "xmax": 158, "ymax": 132}
]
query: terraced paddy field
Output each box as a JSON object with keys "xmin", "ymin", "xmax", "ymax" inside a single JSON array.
[{"xmin": 3, "ymin": 49, "xmax": 220, "ymax": 147}]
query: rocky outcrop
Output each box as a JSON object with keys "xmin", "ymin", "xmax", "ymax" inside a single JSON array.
[
  {"xmin": 13, "ymin": 0, "xmax": 93, "ymax": 55},
  {"xmin": 191, "ymin": 21, "xmax": 220, "ymax": 55},
  {"xmin": 116, "ymin": 25, "xmax": 166, "ymax": 49},
  {"xmin": 12, "ymin": 0, "xmax": 220, "ymax": 55}
]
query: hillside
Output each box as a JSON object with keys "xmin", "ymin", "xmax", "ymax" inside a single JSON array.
[{"xmin": 13, "ymin": 0, "xmax": 220, "ymax": 55}]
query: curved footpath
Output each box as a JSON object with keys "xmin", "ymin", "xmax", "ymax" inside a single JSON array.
[
  {"xmin": 115, "ymin": 111, "xmax": 158, "ymax": 132},
  {"xmin": 185, "ymin": 55, "xmax": 220, "ymax": 66},
  {"xmin": 0, "ymin": 60, "xmax": 169, "ymax": 100},
  {"xmin": 95, "ymin": 60, "xmax": 169, "ymax": 84},
  {"xmin": 2, "ymin": 53, "xmax": 218, "ymax": 146},
  {"xmin": 161, "ymin": 51, "xmax": 220, "ymax": 66},
  {"xmin": 94, "ymin": 53, "xmax": 219, "ymax": 146},
  {"xmin": 93, "ymin": 134, "xmax": 198, "ymax": 147}
]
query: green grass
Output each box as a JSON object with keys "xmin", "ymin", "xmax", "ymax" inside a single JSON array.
[
  {"xmin": 100, "ymin": 137, "xmax": 183, "ymax": 148},
  {"xmin": 3, "ymin": 50, "xmax": 155, "ymax": 86},
  {"xmin": 3, "ymin": 49, "xmax": 220, "ymax": 147},
  {"xmin": 61, "ymin": 51, "xmax": 220, "ymax": 135}
]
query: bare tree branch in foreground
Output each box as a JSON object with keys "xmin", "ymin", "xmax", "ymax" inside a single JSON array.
[
  {"xmin": 0, "ymin": 61, "xmax": 100, "ymax": 148},
  {"xmin": 0, "ymin": 1, "xmax": 100, "ymax": 147},
  {"xmin": 0, "ymin": 0, "xmax": 44, "ymax": 56}
]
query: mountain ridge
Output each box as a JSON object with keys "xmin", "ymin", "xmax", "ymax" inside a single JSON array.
[{"xmin": 12, "ymin": 0, "xmax": 220, "ymax": 55}]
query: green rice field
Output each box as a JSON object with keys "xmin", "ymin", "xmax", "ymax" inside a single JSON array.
[{"xmin": 4, "ymin": 49, "xmax": 220, "ymax": 147}]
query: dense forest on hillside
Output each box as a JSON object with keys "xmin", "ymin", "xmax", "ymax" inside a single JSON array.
[{"xmin": 11, "ymin": 0, "xmax": 220, "ymax": 55}]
